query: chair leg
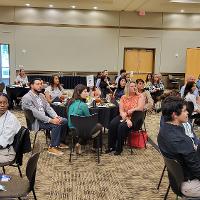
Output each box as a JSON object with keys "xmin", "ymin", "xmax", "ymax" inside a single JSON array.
[
  {"xmin": 32, "ymin": 188, "xmax": 37, "ymax": 200},
  {"xmin": 164, "ymin": 184, "xmax": 170, "ymax": 200},
  {"xmin": 97, "ymin": 135, "xmax": 100, "ymax": 164},
  {"xmin": 32, "ymin": 131, "xmax": 38, "ymax": 150},
  {"xmin": 69, "ymin": 136, "xmax": 74, "ymax": 162},
  {"xmin": 157, "ymin": 165, "xmax": 166, "ymax": 190},
  {"xmin": 141, "ymin": 132, "xmax": 147, "ymax": 149},
  {"xmin": 17, "ymin": 165, "xmax": 23, "ymax": 178},
  {"xmin": 2, "ymin": 166, "xmax": 5, "ymax": 174}
]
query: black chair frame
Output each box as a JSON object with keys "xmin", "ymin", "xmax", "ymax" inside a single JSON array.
[{"xmin": 69, "ymin": 114, "xmax": 102, "ymax": 164}]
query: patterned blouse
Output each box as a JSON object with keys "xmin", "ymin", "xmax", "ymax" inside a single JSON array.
[
  {"xmin": 120, "ymin": 94, "xmax": 141, "ymax": 113},
  {"xmin": 149, "ymin": 82, "xmax": 164, "ymax": 93}
]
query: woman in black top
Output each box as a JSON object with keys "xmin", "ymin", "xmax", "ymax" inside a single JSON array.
[{"xmin": 114, "ymin": 77, "xmax": 126, "ymax": 100}]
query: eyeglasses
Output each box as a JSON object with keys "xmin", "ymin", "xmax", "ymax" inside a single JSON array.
[{"xmin": 0, "ymin": 101, "xmax": 8, "ymax": 106}]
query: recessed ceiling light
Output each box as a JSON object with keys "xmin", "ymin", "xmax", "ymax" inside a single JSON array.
[
  {"xmin": 181, "ymin": 9, "xmax": 184, "ymax": 12},
  {"xmin": 71, "ymin": 5, "xmax": 76, "ymax": 9},
  {"xmin": 93, "ymin": 6, "xmax": 98, "ymax": 10},
  {"xmin": 49, "ymin": 4, "xmax": 53, "ymax": 8},
  {"xmin": 25, "ymin": 3, "xmax": 30, "ymax": 7}
]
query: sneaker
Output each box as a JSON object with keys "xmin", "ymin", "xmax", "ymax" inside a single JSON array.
[
  {"xmin": 58, "ymin": 143, "xmax": 69, "ymax": 149},
  {"xmin": 48, "ymin": 147, "xmax": 64, "ymax": 156}
]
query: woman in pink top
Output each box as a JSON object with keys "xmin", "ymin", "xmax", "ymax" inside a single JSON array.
[{"xmin": 106, "ymin": 81, "xmax": 145, "ymax": 155}]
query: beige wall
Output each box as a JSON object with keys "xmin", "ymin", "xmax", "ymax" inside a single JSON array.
[{"xmin": 1, "ymin": 7, "xmax": 200, "ymax": 82}]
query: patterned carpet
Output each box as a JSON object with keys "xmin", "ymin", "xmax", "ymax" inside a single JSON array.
[{"xmin": 2, "ymin": 110, "xmax": 179, "ymax": 200}]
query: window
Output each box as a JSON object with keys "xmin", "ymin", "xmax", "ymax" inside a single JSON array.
[{"xmin": 0, "ymin": 44, "xmax": 10, "ymax": 85}]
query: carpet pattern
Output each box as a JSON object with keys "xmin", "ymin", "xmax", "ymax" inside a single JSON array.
[{"xmin": 2, "ymin": 110, "xmax": 178, "ymax": 200}]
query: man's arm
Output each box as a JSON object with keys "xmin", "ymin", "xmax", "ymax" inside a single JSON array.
[
  {"xmin": 175, "ymin": 137, "xmax": 200, "ymax": 179},
  {"xmin": 22, "ymin": 96, "xmax": 51, "ymax": 123}
]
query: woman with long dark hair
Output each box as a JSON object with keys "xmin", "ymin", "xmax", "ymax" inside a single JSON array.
[
  {"xmin": 184, "ymin": 81, "xmax": 200, "ymax": 114},
  {"xmin": 113, "ymin": 76, "xmax": 126, "ymax": 100},
  {"xmin": 45, "ymin": 74, "xmax": 65, "ymax": 103},
  {"xmin": 68, "ymin": 84, "xmax": 102, "ymax": 154}
]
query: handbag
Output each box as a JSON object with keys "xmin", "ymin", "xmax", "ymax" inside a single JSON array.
[{"xmin": 128, "ymin": 130, "xmax": 148, "ymax": 148}]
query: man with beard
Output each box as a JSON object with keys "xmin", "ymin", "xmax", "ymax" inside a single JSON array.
[{"xmin": 22, "ymin": 78, "xmax": 68, "ymax": 156}]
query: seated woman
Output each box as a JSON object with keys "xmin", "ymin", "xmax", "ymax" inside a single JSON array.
[
  {"xmin": 45, "ymin": 74, "xmax": 66, "ymax": 103},
  {"xmin": 106, "ymin": 81, "xmax": 145, "ymax": 155},
  {"xmin": 113, "ymin": 77, "xmax": 126, "ymax": 100},
  {"xmin": 136, "ymin": 79, "xmax": 154, "ymax": 112},
  {"xmin": 15, "ymin": 69, "xmax": 29, "ymax": 86},
  {"xmin": 145, "ymin": 73, "xmax": 153, "ymax": 90},
  {"xmin": 183, "ymin": 81, "xmax": 200, "ymax": 114},
  {"xmin": 149, "ymin": 74, "xmax": 164, "ymax": 103},
  {"xmin": 0, "ymin": 93, "xmax": 21, "ymax": 163},
  {"xmin": 68, "ymin": 84, "xmax": 102, "ymax": 154}
]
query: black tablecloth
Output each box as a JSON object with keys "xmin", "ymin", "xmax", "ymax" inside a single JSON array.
[
  {"xmin": 50, "ymin": 104, "xmax": 119, "ymax": 128},
  {"xmin": 28, "ymin": 75, "xmax": 86, "ymax": 89},
  {"xmin": 51, "ymin": 104, "xmax": 68, "ymax": 118},
  {"xmin": 6, "ymin": 86, "xmax": 30, "ymax": 108},
  {"xmin": 90, "ymin": 106, "xmax": 119, "ymax": 128}
]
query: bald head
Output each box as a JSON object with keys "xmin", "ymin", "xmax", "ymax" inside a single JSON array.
[{"xmin": 186, "ymin": 76, "xmax": 196, "ymax": 83}]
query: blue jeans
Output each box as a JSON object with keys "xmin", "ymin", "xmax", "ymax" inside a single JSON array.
[{"xmin": 39, "ymin": 118, "xmax": 68, "ymax": 147}]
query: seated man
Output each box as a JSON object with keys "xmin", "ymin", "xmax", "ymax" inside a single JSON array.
[
  {"xmin": 0, "ymin": 93, "xmax": 21, "ymax": 163},
  {"xmin": 158, "ymin": 96, "xmax": 200, "ymax": 197},
  {"xmin": 22, "ymin": 78, "xmax": 68, "ymax": 156}
]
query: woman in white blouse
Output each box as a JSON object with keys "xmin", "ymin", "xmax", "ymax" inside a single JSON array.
[
  {"xmin": 15, "ymin": 69, "xmax": 29, "ymax": 85},
  {"xmin": 0, "ymin": 93, "xmax": 21, "ymax": 163},
  {"xmin": 45, "ymin": 74, "xmax": 65, "ymax": 103},
  {"xmin": 184, "ymin": 81, "xmax": 200, "ymax": 114}
]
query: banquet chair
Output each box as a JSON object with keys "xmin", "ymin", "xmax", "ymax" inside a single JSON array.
[
  {"xmin": 1, "ymin": 126, "xmax": 31, "ymax": 178},
  {"xmin": 163, "ymin": 156, "xmax": 200, "ymax": 200},
  {"xmin": 69, "ymin": 113, "xmax": 102, "ymax": 164},
  {"xmin": 24, "ymin": 109, "xmax": 50, "ymax": 150},
  {"xmin": 0, "ymin": 143, "xmax": 41, "ymax": 200}
]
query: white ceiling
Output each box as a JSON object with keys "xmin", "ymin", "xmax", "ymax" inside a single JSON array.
[{"xmin": 1, "ymin": 0, "xmax": 200, "ymax": 13}]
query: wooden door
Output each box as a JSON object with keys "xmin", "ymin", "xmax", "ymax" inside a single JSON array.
[
  {"xmin": 185, "ymin": 48, "xmax": 200, "ymax": 81},
  {"xmin": 124, "ymin": 49, "xmax": 154, "ymax": 81}
]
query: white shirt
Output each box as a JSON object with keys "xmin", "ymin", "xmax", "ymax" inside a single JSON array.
[
  {"xmin": 0, "ymin": 111, "xmax": 21, "ymax": 148},
  {"xmin": 45, "ymin": 86, "xmax": 63, "ymax": 100},
  {"xmin": 182, "ymin": 122, "xmax": 194, "ymax": 138},
  {"xmin": 180, "ymin": 85, "xmax": 199, "ymax": 98},
  {"xmin": 15, "ymin": 75, "xmax": 28, "ymax": 85},
  {"xmin": 185, "ymin": 93, "xmax": 200, "ymax": 112}
]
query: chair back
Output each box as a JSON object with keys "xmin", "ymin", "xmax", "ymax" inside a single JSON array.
[
  {"xmin": 131, "ymin": 111, "xmax": 145, "ymax": 131},
  {"xmin": 13, "ymin": 126, "xmax": 32, "ymax": 165},
  {"xmin": 163, "ymin": 156, "xmax": 184, "ymax": 196},
  {"xmin": 70, "ymin": 114, "xmax": 98, "ymax": 139},
  {"xmin": 24, "ymin": 110, "xmax": 35, "ymax": 130},
  {"xmin": 26, "ymin": 149, "xmax": 40, "ymax": 191}
]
